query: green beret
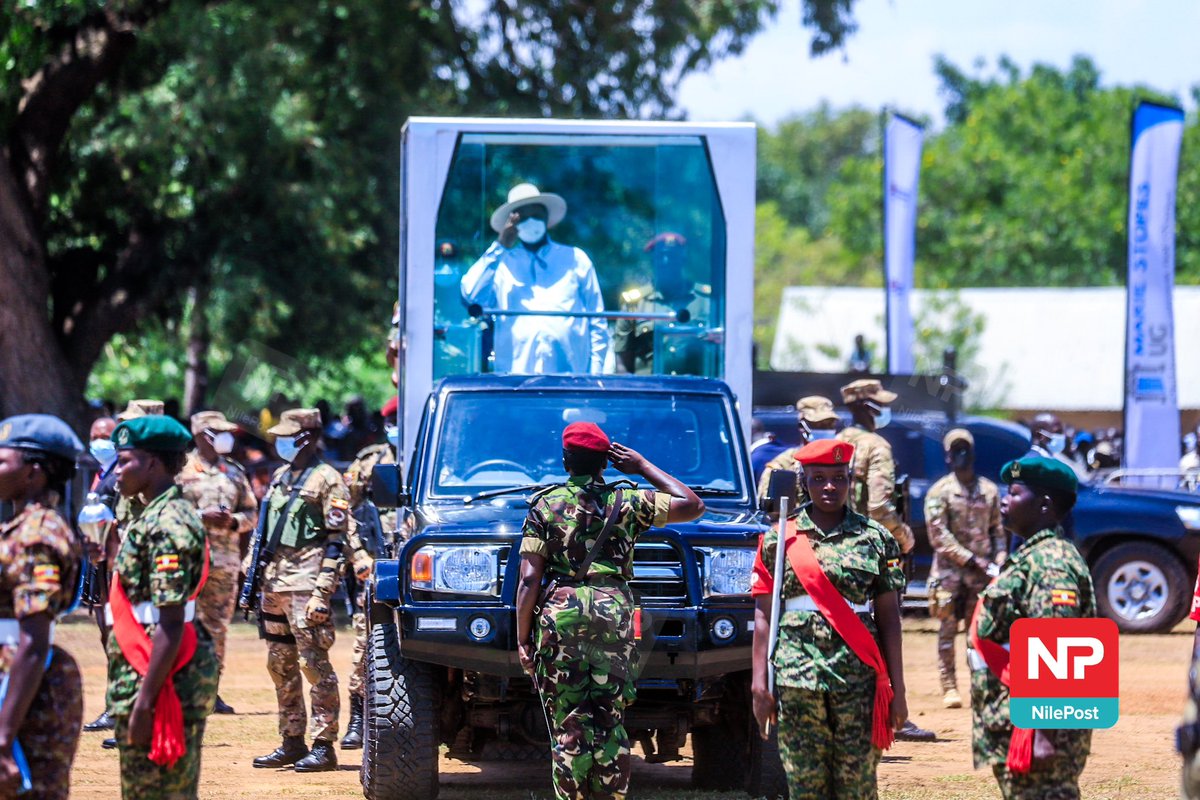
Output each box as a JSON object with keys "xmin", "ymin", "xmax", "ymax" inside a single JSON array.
[
  {"xmin": 112, "ymin": 416, "xmax": 193, "ymax": 453},
  {"xmin": 1000, "ymin": 456, "xmax": 1078, "ymax": 495}
]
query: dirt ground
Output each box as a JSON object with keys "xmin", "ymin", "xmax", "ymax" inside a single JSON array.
[{"xmin": 61, "ymin": 615, "xmax": 1190, "ymax": 799}]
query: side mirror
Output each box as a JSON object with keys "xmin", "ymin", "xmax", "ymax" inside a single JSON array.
[
  {"xmin": 761, "ymin": 468, "xmax": 799, "ymax": 515},
  {"xmin": 370, "ymin": 464, "xmax": 410, "ymax": 509}
]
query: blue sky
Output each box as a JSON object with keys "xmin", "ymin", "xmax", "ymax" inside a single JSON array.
[{"xmin": 677, "ymin": 0, "xmax": 1200, "ymax": 128}]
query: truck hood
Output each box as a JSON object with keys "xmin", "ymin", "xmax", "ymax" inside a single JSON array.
[{"xmin": 414, "ymin": 501, "xmax": 764, "ymax": 532}]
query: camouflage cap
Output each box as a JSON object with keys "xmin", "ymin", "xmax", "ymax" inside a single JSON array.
[
  {"xmin": 116, "ymin": 399, "xmax": 164, "ymax": 421},
  {"xmin": 268, "ymin": 408, "xmax": 322, "ymax": 437},
  {"xmin": 795, "ymin": 395, "xmax": 838, "ymax": 424},
  {"xmin": 190, "ymin": 410, "xmax": 238, "ymax": 435},
  {"xmin": 942, "ymin": 428, "xmax": 974, "ymax": 451},
  {"xmin": 839, "ymin": 379, "xmax": 898, "ymax": 406}
]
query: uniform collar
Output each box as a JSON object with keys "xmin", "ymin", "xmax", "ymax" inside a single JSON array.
[
  {"xmin": 1011, "ymin": 527, "xmax": 1060, "ymax": 555},
  {"xmin": 792, "ymin": 504, "xmax": 869, "ymax": 540},
  {"xmin": 0, "ymin": 501, "xmax": 48, "ymax": 536},
  {"xmin": 567, "ymin": 475, "xmax": 600, "ymax": 487}
]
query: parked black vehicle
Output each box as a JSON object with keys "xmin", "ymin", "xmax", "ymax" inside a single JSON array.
[
  {"xmin": 364, "ymin": 374, "xmax": 783, "ymax": 800},
  {"xmin": 755, "ymin": 408, "xmax": 1200, "ymax": 633}
]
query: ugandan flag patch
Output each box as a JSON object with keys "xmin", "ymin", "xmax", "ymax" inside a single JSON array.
[
  {"xmin": 32, "ymin": 564, "xmax": 60, "ymax": 584},
  {"xmin": 155, "ymin": 554, "xmax": 180, "ymax": 573},
  {"xmin": 1051, "ymin": 588, "xmax": 1078, "ymax": 607},
  {"xmin": 887, "ymin": 558, "xmax": 902, "ymax": 570}
]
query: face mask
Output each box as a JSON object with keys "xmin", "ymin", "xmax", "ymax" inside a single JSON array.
[
  {"xmin": 874, "ymin": 406, "xmax": 892, "ymax": 430},
  {"xmin": 385, "ymin": 425, "xmax": 399, "ymax": 449},
  {"xmin": 1046, "ymin": 433, "xmax": 1067, "ymax": 455},
  {"xmin": 516, "ymin": 218, "xmax": 547, "ymax": 244},
  {"xmin": 210, "ymin": 431, "xmax": 235, "ymax": 455},
  {"xmin": 950, "ymin": 449, "xmax": 972, "ymax": 470},
  {"xmin": 275, "ymin": 435, "xmax": 301, "ymax": 463},
  {"xmin": 809, "ymin": 429, "xmax": 837, "ymax": 441},
  {"xmin": 90, "ymin": 439, "xmax": 117, "ymax": 469}
]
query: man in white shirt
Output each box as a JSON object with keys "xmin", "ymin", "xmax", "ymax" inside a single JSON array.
[{"xmin": 461, "ymin": 183, "xmax": 609, "ymax": 374}]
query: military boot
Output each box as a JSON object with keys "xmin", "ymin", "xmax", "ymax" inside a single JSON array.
[
  {"xmin": 294, "ymin": 739, "xmax": 338, "ymax": 772},
  {"xmin": 341, "ymin": 695, "xmax": 364, "ymax": 750},
  {"xmin": 253, "ymin": 736, "xmax": 309, "ymax": 768}
]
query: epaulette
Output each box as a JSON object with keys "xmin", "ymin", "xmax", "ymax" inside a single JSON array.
[{"xmin": 220, "ymin": 456, "xmax": 246, "ymax": 475}]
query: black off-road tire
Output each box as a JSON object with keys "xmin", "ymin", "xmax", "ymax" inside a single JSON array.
[
  {"xmin": 1093, "ymin": 540, "xmax": 1189, "ymax": 633},
  {"xmin": 360, "ymin": 612, "xmax": 440, "ymax": 800}
]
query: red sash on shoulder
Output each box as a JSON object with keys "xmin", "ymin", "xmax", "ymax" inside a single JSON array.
[
  {"xmin": 968, "ymin": 598, "xmax": 1034, "ymax": 774},
  {"xmin": 783, "ymin": 522, "xmax": 895, "ymax": 750},
  {"xmin": 109, "ymin": 543, "xmax": 209, "ymax": 768}
]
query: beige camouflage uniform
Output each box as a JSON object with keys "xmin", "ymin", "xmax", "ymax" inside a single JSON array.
[
  {"xmin": 342, "ymin": 442, "xmax": 397, "ymax": 700},
  {"xmin": 177, "ymin": 450, "xmax": 257, "ymax": 671},
  {"xmin": 924, "ymin": 468, "xmax": 1004, "ymax": 694},
  {"xmin": 755, "ymin": 396, "xmax": 839, "ymax": 507},
  {"xmin": 836, "ymin": 426, "xmax": 915, "ymax": 553},
  {"xmin": 257, "ymin": 454, "xmax": 349, "ymax": 742}
]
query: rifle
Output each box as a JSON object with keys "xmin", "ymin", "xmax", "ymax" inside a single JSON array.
[
  {"xmin": 352, "ymin": 499, "xmax": 390, "ymax": 559},
  {"xmin": 238, "ymin": 495, "xmax": 271, "ymax": 619}
]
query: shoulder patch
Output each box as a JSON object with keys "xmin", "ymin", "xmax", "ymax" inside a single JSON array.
[
  {"xmin": 32, "ymin": 564, "xmax": 61, "ymax": 584},
  {"xmin": 1050, "ymin": 588, "xmax": 1078, "ymax": 606},
  {"xmin": 155, "ymin": 554, "xmax": 181, "ymax": 573},
  {"xmin": 886, "ymin": 557, "xmax": 902, "ymax": 570}
]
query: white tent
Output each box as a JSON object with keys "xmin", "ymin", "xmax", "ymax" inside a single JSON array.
[{"xmin": 770, "ymin": 286, "xmax": 1200, "ymax": 412}]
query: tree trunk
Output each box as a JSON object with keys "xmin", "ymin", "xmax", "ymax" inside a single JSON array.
[
  {"xmin": 183, "ymin": 277, "xmax": 210, "ymax": 416},
  {"xmin": 0, "ymin": 153, "xmax": 87, "ymax": 428}
]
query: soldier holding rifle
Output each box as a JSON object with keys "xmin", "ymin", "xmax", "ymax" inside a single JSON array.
[{"xmin": 750, "ymin": 439, "xmax": 908, "ymax": 800}]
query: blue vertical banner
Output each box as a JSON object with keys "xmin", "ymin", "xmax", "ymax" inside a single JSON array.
[
  {"xmin": 1124, "ymin": 102, "xmax": 1184, "ymax": 471},
  {"xmin": 884, "ymin": 113, "xmax": 924, "ymax": 374}
]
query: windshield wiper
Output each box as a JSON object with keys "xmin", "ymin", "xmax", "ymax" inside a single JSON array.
[
  {"xmin": 688, "ymin": 485, "xmax": 742, "ymax": 497},
  {"xmin": 463, "ymin": 483, "xmax": 557, "ymax": 504}
]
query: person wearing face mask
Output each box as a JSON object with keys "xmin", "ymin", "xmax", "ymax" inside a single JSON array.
[
  {"xmin": 176, "ymin": 411, "xmax": 258, "ymax": 716},
  {"xmin": 460, "ymin": 183, "xmax": 609, "ymax": 375},
  {"xmin": 1027, "ymin": 413, "xmax": 1087, "ymax": 481},
  {"xmin": 337, "ymin": 396, "xmax": 401, "ymax": 750},
  {"xmin": 249, "ymin": 408, "xmax": 350, "ymax": 773},
  {"xmin": 923, "ymin": 429, "xmax": 1005, "ymax": 711},
  {"xmin": 756, "ymin": 396, "xmax": 840, "ymax": 508}
]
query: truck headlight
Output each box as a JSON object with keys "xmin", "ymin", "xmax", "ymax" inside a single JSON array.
[
  {"xmin": 697, "ymin": 547, "xmax": 755, "ymax": 596},
  {"xmin": 411, "ymin": 545, "xmax": 504, "ymax": 596},
  {"xmin": 1177, "ymin": 506, "xmax": 1200, "ymax": 531}
]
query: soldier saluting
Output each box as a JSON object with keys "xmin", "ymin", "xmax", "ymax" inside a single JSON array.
[
  {"xmin": 249, "ymin": 409, "xmax": 349, "ymax": 773},
  {"xmin": 515, "ymin": 422, "xmax": 703, "ymax": 800}
]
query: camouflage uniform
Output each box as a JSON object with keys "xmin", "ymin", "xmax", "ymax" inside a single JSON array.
[
  {"xmin": 520, "ymin": 477, "xmax": 671, "ymax": 800},
  {"xmin": 970, "ymin": 527, "xmax": 1094, "ymax": 799},
  {"xmin": 107, "ymin": 486, "xmax": 219, "ymax": 799},
  {"xmin": 0, "ymin": 502, "xmax": 83, "ymax": 800},
  {"xmin": 257, "ymin": 461, "xmax": 348, "ymax": 742},
  {"xmin": 924, "ymin": 473, "xmax": 1004, "ymax": 692},
  {"xmin": 749, "ymin": 507, "xmax": 906, "ymax": 800},
  {"xmin": 836, "ymin": 426, "xmax": 915, "ymax": 553},
  {"xmin": 612, "ymin": 284, "xmax": 712, "ymax": 375},
  {"xmin": 176, "ymin": 452, "xmax": 257, "ymax": 672},
  {"xmin": 342, "ymin": 443, "xmax": 397, "ymax": 700}
]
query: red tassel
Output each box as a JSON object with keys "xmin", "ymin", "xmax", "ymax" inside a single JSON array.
[
  {"xmin": 872, "ymin": 677, "xmax": 895, "ymax": 750},
  {"xmin": 149, "ymin": 677, "xmax": 186, "ymax": 768},
  {"xmin": 1006, "ymin": 727, "xmax": 1034, "ymax": 774}
]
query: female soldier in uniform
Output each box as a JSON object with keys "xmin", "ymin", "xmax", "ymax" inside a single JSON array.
[
  {"xmin": 0, "ymin": 415, "xmax": 84, "ymax": 799},
  {"xmin": 750, "ymin": 438, "xmax": 908, "ymax": 800},
  {"xmin": 108, "ymin": 416, "xmax": 218, "ymax": 799},
  {"xmin": 515, "ymin": 422, "xmax": 703, "ymax": 800}
]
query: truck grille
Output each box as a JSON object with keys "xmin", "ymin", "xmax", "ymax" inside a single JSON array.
[{"xmin": 629, "ymin": 540, "xmax": 687, "ymax": 604}]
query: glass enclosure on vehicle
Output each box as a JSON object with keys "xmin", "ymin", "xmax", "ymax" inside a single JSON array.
[
  {"xmin": 430, "ymin": 133, "xmax": 726, "ymax": 381},
  {"xmin": 428, "ymin": 390, "xmax": 745, "ymax": 500}
]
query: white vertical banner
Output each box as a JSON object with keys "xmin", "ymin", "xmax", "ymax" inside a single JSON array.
[
  {"xmin": 1124, "ymin": 102, "xmax": 1184, "ymax": 471},
  {"xmin": 884, "ymin": 113, "xmax": 924, "ymax": 374}
]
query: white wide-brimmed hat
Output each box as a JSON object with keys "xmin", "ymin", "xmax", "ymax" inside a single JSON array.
[{"xmin": 489, "ymin": 183, "xmax": 567, "ymax": 232}]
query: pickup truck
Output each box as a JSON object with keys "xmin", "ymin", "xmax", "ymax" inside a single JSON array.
[
  {"xmin": 755, "ymin": 408, "xmax": 1200, "ymax": 633},
  {"xmin": 363, "ymin": 374, "xmax": 783, "ymax": 799}
]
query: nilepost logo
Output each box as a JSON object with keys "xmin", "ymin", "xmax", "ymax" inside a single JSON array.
[{"xmin": 1009, "ymin": 618, "xmax": 1119, "ymax": 729}]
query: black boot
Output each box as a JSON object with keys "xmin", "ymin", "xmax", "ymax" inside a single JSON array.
[
  {"xmin": 84, "ymin": 710, "xmax": 115, "ymax": 732},
  {"xmin": 101, "ymin": 737, "xmax": 118, "ymax": 750},
  {"xmin": 294, "ymin": 739, "xmax": 338, "ymax": 772},
  {"xmin": 341, "ymin": 695, "xmax": 364, "ymax": 750},
  {"xmin": 253, "ymin": 736, "xmax": 309, "ymax": 768},
  {"xmin": 895, "ymin": 719, "xmax": 937, "ymax": 742},
  {"xmin": 213, "ymin": 695, "xmax": 236, "ymax": 715}
]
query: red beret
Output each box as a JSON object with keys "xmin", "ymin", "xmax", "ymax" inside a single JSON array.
[
  {"xmin": 795, "ymin": 438, "xmax": 854, "ymax": 467},
  {"xmin": 380, "ymin": 396, "xmax": 399, "ymax": 419},
  {"xmin": 562, "ymin": 422, "xmax": 610, "ymax": 452}
]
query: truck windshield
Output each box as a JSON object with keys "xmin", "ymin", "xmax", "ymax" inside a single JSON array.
[
  {"xmin": 429, "ymin": 391, "xmax": 743, "ymax": 498},
  {"xmin": 431, "ymin": 132, "xmax": 726, "ymax": 381}
]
